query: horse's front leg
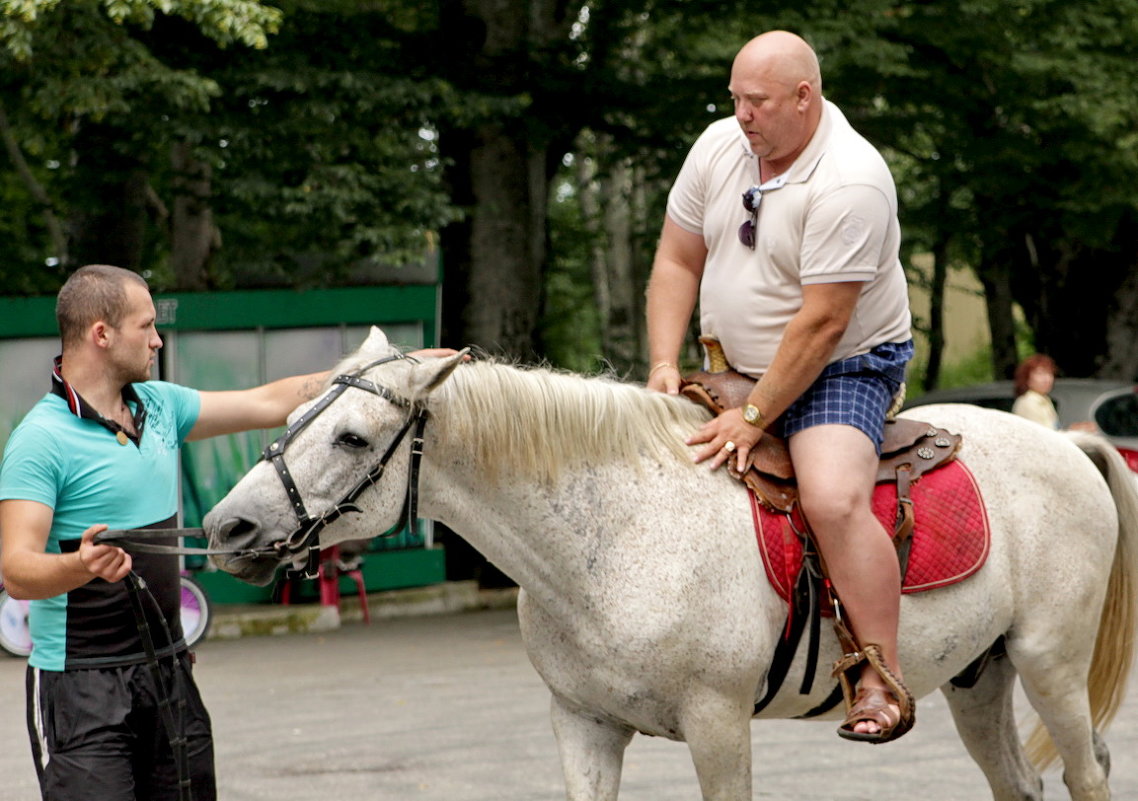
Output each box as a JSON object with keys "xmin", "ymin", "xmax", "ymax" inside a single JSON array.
[
  {"xmin": 550, "ymin": 695, "xmax": 634, "ymax": 801},
  {"xmin": 679, "ymin": 690, "xmax": 754, "ymax": 801}
]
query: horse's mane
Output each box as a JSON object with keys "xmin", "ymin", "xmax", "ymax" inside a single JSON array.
[
  {"xmin": 431, "ymin": 359, "xmax": 710, "ymax": 483},
  {"xmin": 335, "ymin": 353, "xmax": 704, "ymax": 484}
]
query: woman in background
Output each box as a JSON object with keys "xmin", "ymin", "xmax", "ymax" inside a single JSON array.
[{"xmin": 1012, "ymin": 353, "xmax": 1060, "ymax": 429}]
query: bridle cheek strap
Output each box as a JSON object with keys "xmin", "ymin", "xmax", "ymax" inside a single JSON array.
[
  {"xmin": 276, "ymin": 409, "xmax": 428, "ymax": 580},
  {"xmin": 261, "ymin": 356, "xmax": 429, "ymax": 579}
]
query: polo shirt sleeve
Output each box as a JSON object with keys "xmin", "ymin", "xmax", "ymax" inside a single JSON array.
[
  {"xmin": 0, "ymin": 420, "xmax": 63, "ymax": 508},
  {"xmin": 799, "ymin": 183, "xmax": 893, "ymax": 284},
  {"xmin": 666, "ymin": 131, "xmax": 715, "ymax": 236},
  {"xmin": 158, "ymin": 382, "xmax": 202, "ymax": 444}
]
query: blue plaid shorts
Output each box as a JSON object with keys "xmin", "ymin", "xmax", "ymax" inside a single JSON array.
[{"xmin": 774, "ymin": 340, "xmax": 914, "ymax": 454}]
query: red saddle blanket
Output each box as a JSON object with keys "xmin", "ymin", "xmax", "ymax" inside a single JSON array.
[{"xmin": 752, "ymin": 459, "xmax": 990, "ymax": 610}]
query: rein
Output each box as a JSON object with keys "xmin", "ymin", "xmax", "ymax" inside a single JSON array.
[{"xmin": 96, "ymin": 353, "xmax": 430, "ymax": 580}]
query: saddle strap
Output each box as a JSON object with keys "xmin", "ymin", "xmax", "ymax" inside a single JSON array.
[{"xmin": 892, "ymin": 465, "xmax": 915, "ymax": 576}]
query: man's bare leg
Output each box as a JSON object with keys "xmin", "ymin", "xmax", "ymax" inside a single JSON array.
[{"xmin": 790, "ymin": 424, "xmax": 904, "ymax": 736}]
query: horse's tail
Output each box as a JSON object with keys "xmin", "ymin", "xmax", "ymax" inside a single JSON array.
[{"xmin": 1026, "ymin": 432, "xmax": 1138, "ymax": 767}]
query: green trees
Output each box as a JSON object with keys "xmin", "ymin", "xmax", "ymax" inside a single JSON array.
[
  {"xmin": 0, "ymin": 1, "xmax": 283, "ymax": 286},
  {"xmin": 2, "ymin": 1, "xmax": 1137, "ymax": 381},
  {"xmin": 848, "ymin": 1, "xmax": 1138, "ymax": 382},
  {"xmin": 0, "ymin": 0, "xmax": 454, "ymax": 291},
  {"xmin": 1, "ymin": 1, "xmax": 272, "ymax": 289}
]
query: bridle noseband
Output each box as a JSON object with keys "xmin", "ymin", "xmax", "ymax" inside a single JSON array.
[{"xmin": 263, "ymin": 353, "xmax": 429, "ymax": 578}]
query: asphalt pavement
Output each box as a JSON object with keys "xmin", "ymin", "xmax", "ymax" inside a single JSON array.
[{"xmin": 2, "ymin": 599, "xmax": 1136, "ymax": 800}]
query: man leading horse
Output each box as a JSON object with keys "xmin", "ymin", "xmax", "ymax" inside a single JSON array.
[{"xmin": 0, "ymin": 265, "xmax": 456, "ymax": 800}]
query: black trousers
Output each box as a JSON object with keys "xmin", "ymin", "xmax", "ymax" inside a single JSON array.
[{"xmin": 27, "ymin": 653, "xmax": 216, "ymax": 801}]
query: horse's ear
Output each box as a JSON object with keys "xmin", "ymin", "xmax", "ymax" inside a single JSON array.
[
  {"xmin": 360, "ymin": 326, "xmax": 391, "ymax": 356},
  {"xmin": 408, "ymin": 349, "xmax": 468, "ymax": 397}
]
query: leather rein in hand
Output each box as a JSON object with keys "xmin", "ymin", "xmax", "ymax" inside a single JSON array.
[{"xmin": 95, "ymin": 353, "xmax": 429, "ymax": 580}]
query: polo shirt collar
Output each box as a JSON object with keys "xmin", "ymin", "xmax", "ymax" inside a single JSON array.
[
  {"xmin": 778, "ymin": 99, "xmax": 833, "ymax": 185},
  {"xmin": 735, "ymin": 98, "xmax": 836, "ymax": 187},
  {"xmin": 50, "ymin": 356, "xmax": 147, "ymax": 446},
  {"xmin": 734, "ymin": 137, "xmax": 791, "ymax": 194}
]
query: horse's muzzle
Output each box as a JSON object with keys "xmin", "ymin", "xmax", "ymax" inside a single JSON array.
[{"xmin": 206, "ymin": 516, "xmax": 284, "ymax": 585}]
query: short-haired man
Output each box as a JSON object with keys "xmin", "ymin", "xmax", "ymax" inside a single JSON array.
[{"xmin": 0, "ymin": 264, "xmax": 451, "ymax": 798}]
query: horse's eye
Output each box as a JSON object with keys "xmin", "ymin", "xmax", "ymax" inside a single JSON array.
[{"xmin": 335, "ymin": 432, "xmax": 369, "ymax": 449}]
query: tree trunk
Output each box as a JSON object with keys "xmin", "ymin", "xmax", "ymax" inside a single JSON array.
[
  {"xmin": 470, "ymin": 127, "xmax": 545, "ymax": 357},
  {"xmin": 435, "ymin": 0, "xmax": 579, "ymax": 587},
  {"xmin": 0, "ymin": 100, "xmax": 69, "ymax": 267},
  {"xmin": 69, "ymin": 169, "xmax": 150, "ymax": 271},
  {"xmin": 1100, "ymin": 259, "xmax": 1138, "ymax": 380},
  {"xmin": 977, "ymin": 258, "xmax": 1018, "ymax": 380},
  {"xmin": 170, "ymin": 141, "xmax": 219, "ymax": 291},
  {"xmin": 596, "ymin": 159, "xmax": 641, "ymax": 377},
  {"xmin": 440, "ymin": 125, "xmax": 546, "ymax": 359},
  {"xmin": 578, "ymin": 142, "xmax": 642, "ymax": 377},
  {"xmin": 67, "ymin": 123, "xmax": 150, "ymax": 271},
  {"xmin": 921, "ymin": 233, "xmax": 950, "ymax": 391},
  {"xmin": 1029, "ymin": 240, "xmax": 1138, "ymax": 381},
  {"xmin": 437, "ymin": 0, "xmax": 574, "ymax": 360}
]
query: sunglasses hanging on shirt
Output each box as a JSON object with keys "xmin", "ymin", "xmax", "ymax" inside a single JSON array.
[{"xmin": 736, "ymin": 175, "xmax": 788, "ymax": 250}]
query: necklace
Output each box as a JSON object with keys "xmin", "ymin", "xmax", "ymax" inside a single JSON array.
[
  {"xmin": 116, "ymin": 403, "xmax": 136, "ymax": 440},
  {"xmin": 50, "ymin": 358, "xmax": 148, "ymax": 446}
]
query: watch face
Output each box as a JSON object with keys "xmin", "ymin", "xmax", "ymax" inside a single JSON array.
[{"xmin": 744, "ymin": 405, "xmax": 759, "ymax": 423}]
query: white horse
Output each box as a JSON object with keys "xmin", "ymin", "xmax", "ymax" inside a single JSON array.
[{"xmin": 203, "ymin": 328, "xmax": 1138, "ymax": 801}]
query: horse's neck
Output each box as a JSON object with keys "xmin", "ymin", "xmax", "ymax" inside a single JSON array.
[
  {"xmin": 421, "ymin": 457, "xmax": 682, "ymax": 608},
  {"xmin": 423, "ymin": 470, "xmax": 581, "ymax": 587}
]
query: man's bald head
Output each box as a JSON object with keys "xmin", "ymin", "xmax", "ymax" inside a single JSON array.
[
  {"xmin": 729, "ymin": 31, "xmax": 823, "ymax": 167},
  {"xmin": 734, "ymin": 31, "xmax": 822, "ymax": 95}
]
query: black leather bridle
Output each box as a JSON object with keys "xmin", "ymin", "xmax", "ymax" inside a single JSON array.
[
  {"xmin": 261, "ymin": 353, "xmax": 429, "ymax": 578},
  {"xmin": 97, "ymin": 353, "xmax": 430, "ymax": 579}
]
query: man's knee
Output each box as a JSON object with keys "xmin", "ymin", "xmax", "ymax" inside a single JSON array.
[
  {"xmin": 791, "ymin": 425, "xmax": 879, "ymax": 530},
  {"xmin": 798, "ymin": 488, "xmax": 871, "ymax": 535}
]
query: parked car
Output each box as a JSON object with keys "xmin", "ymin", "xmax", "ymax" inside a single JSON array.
[{"xmin": 903, "ymin": 379, "xmax": 1138, "ymax": 474}]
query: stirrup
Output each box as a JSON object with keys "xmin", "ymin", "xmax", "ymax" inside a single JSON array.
[{"xmin": 832, "ymin": 643, "xmax": 915, "ymax": 744}]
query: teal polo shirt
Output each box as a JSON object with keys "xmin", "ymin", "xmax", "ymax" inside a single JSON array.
[{"xmin": 0, "ymin": 380, "xmax": 200, "ymax": 670}]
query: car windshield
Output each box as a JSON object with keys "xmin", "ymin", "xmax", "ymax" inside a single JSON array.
[{"xmin": 1095, "ymin": 391, "xmax": 1138, "ymax": 437}]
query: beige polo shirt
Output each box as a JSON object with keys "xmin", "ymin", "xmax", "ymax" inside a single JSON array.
[{"xmin": 666, "ymin": 100, "xmax": 912, "ymax": 377}]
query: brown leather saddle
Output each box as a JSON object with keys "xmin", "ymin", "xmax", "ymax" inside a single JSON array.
[
  {"xmin": 679, "ymin": 368, "xmax": 962, "ymax": 549},
  {"xmin": 680, "ymin": 366, "xmax": 968, "ymax": 718}
]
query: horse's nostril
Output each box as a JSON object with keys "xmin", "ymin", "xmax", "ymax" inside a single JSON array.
[
  {"xmin": 216, "ymin": 517, "xmax": 260, "ymax": 549},
  {"xmin": 223, "ymin": 517, "xmax": 255, "ymax": 536}
]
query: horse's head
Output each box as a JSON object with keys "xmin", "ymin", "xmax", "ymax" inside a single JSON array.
[{"xmin": 203, "ymin": 327, "xmax": 464, "ymax": 585}]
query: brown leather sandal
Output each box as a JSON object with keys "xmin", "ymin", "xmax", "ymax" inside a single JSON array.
[{"xmin": 832, "ymin": 643, "xmax": 915, "ymax": 744}]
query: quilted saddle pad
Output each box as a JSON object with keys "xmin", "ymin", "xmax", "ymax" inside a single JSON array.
[{"xmin": 753, "ymin": 458, "xmax": 990, "ymax": 607}]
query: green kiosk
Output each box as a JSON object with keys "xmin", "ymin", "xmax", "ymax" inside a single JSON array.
[{"xmin": 0, "ymin": 285, "xmax": 447, "ymax": 605}]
